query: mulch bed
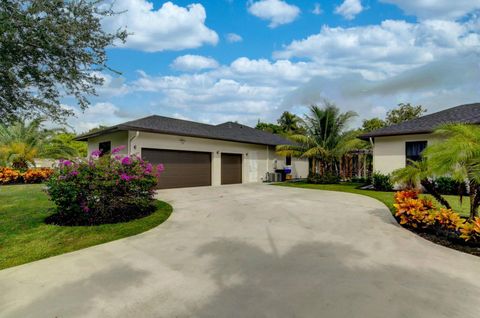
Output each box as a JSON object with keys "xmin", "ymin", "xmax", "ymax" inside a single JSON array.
[{"xmin": 403, "ymin": 227, "xmax": 480, "ymax": 257}]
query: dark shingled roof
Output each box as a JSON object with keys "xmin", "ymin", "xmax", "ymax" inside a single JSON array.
[
  {"xmin": 359, "ymin": 103, "xmax": 480, "ymax": 140},
  {"xmin": 75, "ymin": 115, "xmax": 293, "ymax": 146}
]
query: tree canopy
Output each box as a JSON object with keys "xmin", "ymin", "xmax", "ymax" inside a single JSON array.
[
  {"xmin": 362, "ymin": 118, "xmax": 386, "ymax": 132},
  {"xmin": 0, "ymin": 0, "xmax": 127, "ymax": 125},
  {"xmin": 0, "ymin": 118, "xmax": 80, "ymax": 169},
  {"xmin": 423, "ymin": 124, "xmax": 480, "ymax": 219},
  {"xmin": 385, "ymin": 103, "xmax": 427, "ymax": 125},
  {"xmin": 276, "ymin": 102, "xmax": 365, "ymax": 175}
]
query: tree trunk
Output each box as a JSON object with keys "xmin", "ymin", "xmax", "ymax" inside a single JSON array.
[
  {"xmin": 470, "ymin": 180, "xmax": 480, "ymax": 220},
  {"xmin": 421, "ymin": 179, "xmax": 451, "ymax": 210}
]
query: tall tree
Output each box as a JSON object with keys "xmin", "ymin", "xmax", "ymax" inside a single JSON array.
[
  {"xmin": 386, "ymin": 103, "xmax": 427, "ymax": 125},
  {"xmin": 362, "ymin": 118, "xmax": 386, "ymax": 132},
  {"xmin": 0, "ymin": 118, "xmax": 78, "ymax": 168},
  {"xmin": 0, "ymin": 0, "xmax": 127, "ymax": 125},
  {"xmin": 255, "ymin": 121, "xmax": 283, "ymax": 134},
  {"xmin": 277, "ymin": 111, "xmax": 303, "ymax": 134},
  {"xmin": 423, "ymin": 124, "xmax": 480, "ymax": 220},
  {"xmin": 276, "ymin": 102, "xmax": 364, "ymax": 175}
]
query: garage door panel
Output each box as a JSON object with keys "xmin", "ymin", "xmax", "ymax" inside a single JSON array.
[
  {"xmin": 221, "ymin": 153, "xmax": 242, "ymax": 185},
  {"xmin": 142, "ymin": 149, "xmax": 211, "ymax": 189}
]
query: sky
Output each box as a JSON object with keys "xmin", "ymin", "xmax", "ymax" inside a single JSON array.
[{"xmin": 64, "ymin": 0, "xmax": 480, "ymax": 133}]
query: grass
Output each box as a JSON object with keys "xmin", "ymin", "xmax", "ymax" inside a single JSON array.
[
  {"xmin": 0, "ymin": 184, "xmax": 172, "ymax": 270},
  {"xmin": 275, "ymin": 182, "xmax": 470, "ymax": 217}
]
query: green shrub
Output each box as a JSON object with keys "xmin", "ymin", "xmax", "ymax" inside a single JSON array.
[
  {"xmin": 46, "ymin": 146, "xmax": 163, "ymax": 225},
  {"xmin": 308, "ymin": 172, "xmax": 340, "ymax": 184},
  {"xmin": 350, "ymin": 176, "xmax": 372, "ymax": 184},
  {"xmin": 434, "ymin": 177, "xmax": 466, "ymax": 195},
  {"xmin": 372, "ymin": 172, "xmax": 393, "ymax": 191}
]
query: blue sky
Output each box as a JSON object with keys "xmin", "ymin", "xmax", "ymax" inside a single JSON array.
[{"xmin": 65, "ymin": 0, "xmax": 480, "ymax": 132}]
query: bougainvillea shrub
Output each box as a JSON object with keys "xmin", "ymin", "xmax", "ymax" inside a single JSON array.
[{"xmin": 46, "ymin": 146, "xmax": 163, "ymax": 225}]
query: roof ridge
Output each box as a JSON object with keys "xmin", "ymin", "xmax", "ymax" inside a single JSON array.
[{"xmin": 359, "ymin": 102, "xmax": 480, "ymax": 140}]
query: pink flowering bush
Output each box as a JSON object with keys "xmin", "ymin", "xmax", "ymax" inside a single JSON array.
[{"xmin": 46, "ymin": 146, "xmax": 164, "ymax": 225}]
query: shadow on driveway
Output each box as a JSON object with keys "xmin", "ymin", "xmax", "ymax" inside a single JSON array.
[
  {"xmin": 193, "ymin": 238, "xmax": 480, "ymax": 318},
  {"xmin": 5, "ymin": 264, "xmax": 149, "ymax": 318}
]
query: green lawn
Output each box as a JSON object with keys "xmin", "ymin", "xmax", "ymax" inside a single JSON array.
[
  {"xmin": 275, "ymin": 182, "xmax": 470, "ymax": 217},
  {"xmin": 0, "ymin": 184, "xmax": 172, "ymax": 270}
]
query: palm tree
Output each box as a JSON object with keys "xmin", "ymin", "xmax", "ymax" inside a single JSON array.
[
  {"xmin": 0, "ymin": 118, "xmax": 78, "ymax": 169},
  {"xmin": 392, "ymin": 160, "xmax": 451, "ymax": 209},
  {"xmin": 423, "ymin": 123, "xmax": 480, "ymax": 219},
  {"xmin": 276, "ymin": 102, "xmax": 365, "ymax": 175},
  {"xmin": 277, "ymin": 111, "xmax": 302, "ymax": 135}
]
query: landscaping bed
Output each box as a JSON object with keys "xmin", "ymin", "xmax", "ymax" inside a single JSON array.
[{"xmin": 0, "ymin": 184, "xmax": 172, "ymax": 270}]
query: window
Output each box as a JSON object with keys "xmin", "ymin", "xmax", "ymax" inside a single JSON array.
[
  {"xmin": 285, "ymin": 155, "xmax": 292, "ymax": 165},
  {"xmin": 406, "ymin": 141, "xmax": 427, "ymax": 164},
  {"xmin": 99, "ymin": 141, "xmax": 111, "ymax": 156}
]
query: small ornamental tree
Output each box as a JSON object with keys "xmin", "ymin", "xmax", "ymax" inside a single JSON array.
[{"xmin": 46, "ymin": 146, "xmax": 164, "ymax": 225}]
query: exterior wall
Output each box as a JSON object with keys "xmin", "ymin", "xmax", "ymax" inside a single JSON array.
[
  {"xmin": 87, "ymin": 130, "xmax": 309, "ymax": 186},
  {"xmin": 87, "ymin": 131, "xmax": 129, "ymax": 157},
  {"xmin": 373, "ymin": 133, "xmax": 440, "ymax": 174}
]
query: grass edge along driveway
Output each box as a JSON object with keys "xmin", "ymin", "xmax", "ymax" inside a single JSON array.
[
  {"xmin": 275, "ymin": 182, "xmax": 470, "ymax": 217},
  {"xmin": 0, "ymin": 184, "xmax": 172, "ymax": 270}
]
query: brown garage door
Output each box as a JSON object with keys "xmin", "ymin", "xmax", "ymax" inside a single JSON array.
[
  {"xmin": 221, "ymin": 153, "xmax": 242, "ymax": 185},
  {"xmin": 142, "ymin": 149, "xmax": 211, "ymax": 189}
]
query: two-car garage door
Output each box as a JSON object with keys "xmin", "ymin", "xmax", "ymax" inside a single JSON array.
[
  {"xmin": 142, "ymin": 149, "xmax": 243, "ymax": 189},
  {"xmin": 142, "ymin": 149, "xmax": 212, "ymax": 189}
]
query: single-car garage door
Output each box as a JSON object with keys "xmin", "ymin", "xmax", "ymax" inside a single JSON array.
[
  {"xmin": 142, "ymin": 148, "xmax": 211, "ymax": 189},
  {"xmin": 221, "ymin": 153, "xmax": 242, "ymax": 185}
]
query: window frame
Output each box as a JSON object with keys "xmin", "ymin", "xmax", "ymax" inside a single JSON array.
[
  {"xmin": 285, "ymin": 155, "xmax": 292, "ymax": 166},
  {"xmin": 405, "ymin": 140, "xmax": 427, "ymax": 165},
  {"xmin": 98, "ymin": 141, "xmax": 111, "ymax": 156}
]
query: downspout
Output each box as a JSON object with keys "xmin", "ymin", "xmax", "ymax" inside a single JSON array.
[
  {"xmin": 369, "ymin": 137, "xmax": 374, "ymax": 176},
  {"xmin": 129, "ymin": 131, "xmax": 140, "ymax": 155},
  {"xmin": 266, "ymin": 145, "xmax": 270, "ymax": 182}
]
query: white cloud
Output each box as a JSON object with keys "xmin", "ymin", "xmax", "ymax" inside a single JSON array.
[
  {"xmin": 247, "ymin": 0, "xmax": 300, "ymax": 28},
  {"xmin": 129, "ymin": 56, "xmax": 323, "ymax": 124},
  {"xmin": 101, "ymin": 0, "xmax": 218, "ymax": 52},
  {"xmin": 312, "ymin": 3, "xmax": 323, "ymax": 15},
  {"xmin": 275, "ymin": 19, "xmax": 480, "ymax": 80},
  {"xmin": 335, "ymin": 0, "xmax": 363, "ymax": 20},
  {"xmin": 171, "ymin": 55, "xmax": 219, "ymax": 71},
  {"xmin": 380, "ymin": 0, "xmax": 480, "ymax": 20},
  {"xmin": 64, "ymin": 102, "xmax": 137, "ymax": 133},
  {"xmin": 93, "ymin": 72, "xmax": 129, "ymax": 97},
  {"xmin": 226, "ymin": 33, "xmax": 243, "ymax": 43},
  {"xmin": 281, "ymin": 54, "xmax": 480, "ymax": 122}
]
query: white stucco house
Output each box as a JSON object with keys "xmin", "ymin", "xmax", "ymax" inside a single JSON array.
[
  {"xmin": 359, "ymin": 103, "xmax": 480, "ymax": 175},
  {"xmin": 75, "ymin": 115, "xmax": 308, "ymax": 189}
]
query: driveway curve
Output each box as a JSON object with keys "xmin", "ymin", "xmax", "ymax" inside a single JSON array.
[{"xmin": 1, "ymin": 184, "xmax": 480, "ymax": 318}]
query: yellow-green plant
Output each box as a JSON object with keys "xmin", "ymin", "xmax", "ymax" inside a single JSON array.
[{"xmin": 423, "ymin": 124, "xmax": 480, "ymax": 220}]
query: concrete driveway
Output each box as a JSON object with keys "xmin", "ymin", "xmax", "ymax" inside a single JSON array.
[{"xmin": 1, "ymin": 184, "xmax": 480, "ymax": 318}]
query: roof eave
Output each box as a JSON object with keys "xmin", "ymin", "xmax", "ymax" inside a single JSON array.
[
  {"xmin": 75, "ymin": 125, "xmax": 291, "ymax": 146},
  {"xmin": 358, "ymin": 129, "xmax": 434, "ymax": 140}
]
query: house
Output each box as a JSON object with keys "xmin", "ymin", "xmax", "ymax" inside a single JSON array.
[
  {"xmin": 75, "ymin": 115, "xmax": 308, "ymax": 189},
  {"xmin": 359, "ymin": 103, "xmax": 480, "ymax": 174}
]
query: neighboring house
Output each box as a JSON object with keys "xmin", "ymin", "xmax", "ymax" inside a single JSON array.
[
  {"xmin": 359, "ymin": 103, "xmax": 480, "ymax": 174},
  {"xmin": 75, "ymin": 115, "xmax": 308, "ymax": 189}
]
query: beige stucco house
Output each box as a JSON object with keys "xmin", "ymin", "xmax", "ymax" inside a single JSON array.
[
  {"xmin": 360, "ymin": 103, "xmax": 480, "ymax": 174},
  {"xmin": 75, "ymin": 115, "xmax": 308, "ymax": 189}
]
